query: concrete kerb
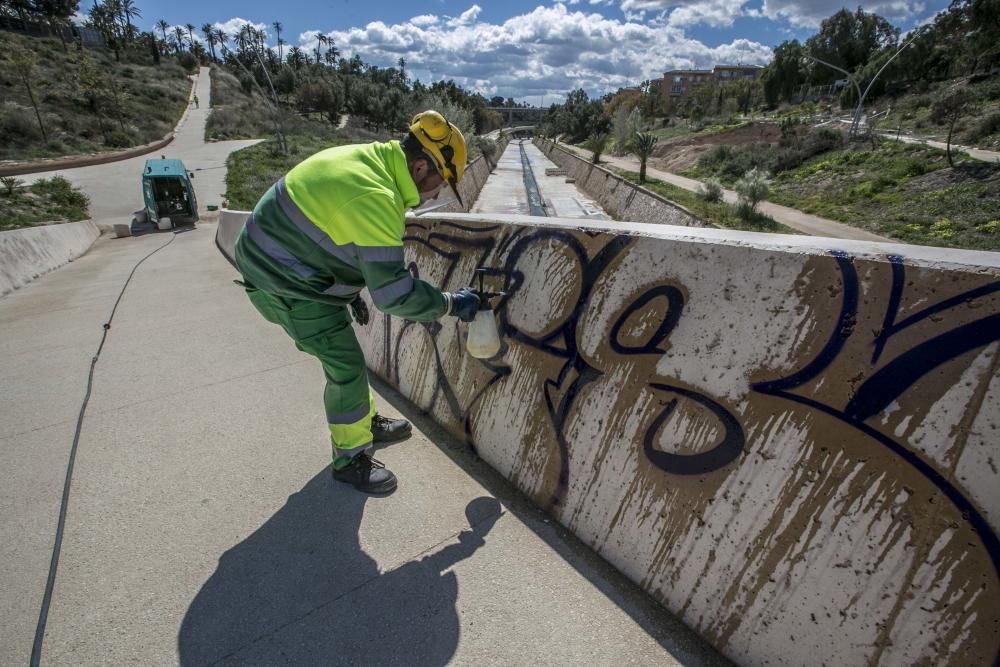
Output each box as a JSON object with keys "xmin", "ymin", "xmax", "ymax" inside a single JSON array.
[
  {"xmin": 0, "ymin": 134, "xmax": 176, "ymax": 178},
  {"xmin": 0, "ymin": 220, "xmax": 101, "ymax": 296}
]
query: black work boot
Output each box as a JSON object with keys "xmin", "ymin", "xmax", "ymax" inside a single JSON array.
[
  {"xmin": 332, "ymin": 453, "xmax": 398, "ymax": 494},
  {"xmin": 371, "ymin": 413, "xmax": 412, "ymax": 443}
]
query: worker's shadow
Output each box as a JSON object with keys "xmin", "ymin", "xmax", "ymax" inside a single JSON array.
[{"xmin": 177, "ymin": 473, "xmax": 500, "ymax": 665}]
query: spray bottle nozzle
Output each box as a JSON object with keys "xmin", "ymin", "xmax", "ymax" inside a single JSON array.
[{"xmin": 473, "ymin": 268, "xmax": 505, "ymax": 310}]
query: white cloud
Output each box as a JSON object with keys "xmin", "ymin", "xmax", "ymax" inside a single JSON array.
[
  {"xmin": 303, "ymin": 4, "xmax": 772, "ymax": 101},
  {"xmin": 760, "ymin": 0, "xmax": 927, "ymax": 28},
  {"xmin": 410, "ymin": 14, "xmax": 440, "ymax": 27},
  {"xmin": 619, "ymin": 0, "xmax": 751, "ymax": 27},
  {"xmin": 212, "ymin": 17, "xmax": 268, "ymax": 39},
  {"xmin": 452, "ymin": 5, "xmax": 483, "ymax": 25}
]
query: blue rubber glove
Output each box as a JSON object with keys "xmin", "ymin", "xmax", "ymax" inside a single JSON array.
[
  {"xmin": 446, "ymin": 287, "xmax": 480, "ymax": 322},
  {"xmin": 349, "ymin": 296, "xmax": 370, "ymax": 325}
]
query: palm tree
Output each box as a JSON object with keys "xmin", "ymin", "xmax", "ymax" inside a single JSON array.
[
  {"xmin": 326, "ymin": 39, "xmax": 339, "ymax": 66},
  {"xmin": 632, "ymin": 132, "xmax": 658, "ymax": 184},
  {"xmin": 287, "ymin": 46, "xmax": 305, "ymax": 70},
  {"xmin": 316, "ymin": 34, "xmax": 327, "ymax": 64},
  {"xmin": 121, "ymin": 0, "xmax": 141, "ymax": 41},
  {"xmin": 272, "ymin": 21, "xmax": 283, "ymax": 60},
  {"xmin": 397, "ymin": 57, "xmax": 406, "ymax": 85},
  {"xmin": 235, "ymin": 25, "xmax": 249, "ymax": 54},
  {"xmin": 156, "ymin": 18, "xmax": 169, "ymax": 52},
  {"xmin": 173, "ymin": 26, "xmax": 186, "ymax": 53},
  {"xmin": 202, "ymin": 23, "xmax": 217, "ymax": 62},
  {"xmin": 214, "ymin": 27, "xmax": 228, "ymax": 49},
  {"xmin": 186, "ymin": 23, "xmax": 196, "ymax": 50}
]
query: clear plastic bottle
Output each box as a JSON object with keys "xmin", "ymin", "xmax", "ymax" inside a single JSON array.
[{"xmin": 467, "ymin": 309, "xmax": 501, "ymax": 358}]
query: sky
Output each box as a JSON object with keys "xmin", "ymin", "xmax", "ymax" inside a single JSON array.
[{"xmin": 136, "ymin": 0, "xmax": 949, "ymax": 104}]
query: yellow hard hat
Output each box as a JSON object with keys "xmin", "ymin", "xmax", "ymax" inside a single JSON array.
[{"xmin": 408, "ymin": 111, "xmax": 467, "ymax": 203}]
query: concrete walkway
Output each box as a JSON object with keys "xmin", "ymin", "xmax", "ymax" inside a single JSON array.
[
  {"xmin": 21, "ymin": 67, "xmax": 261, "ymax": 229},
  {"xmin": 882, "ymin": 132, "xmax": 1000, "ymax": 163},
  {"xmin": 0, "ymin": 218, "xmax": 729, "ymax": 665},
  {"xmin": 558, "ymin": 142, "xmax": 892, "ymax": 242},
  {"xmin": 2, "ymin": 87, "xmax": 729, "ymax": 664}
]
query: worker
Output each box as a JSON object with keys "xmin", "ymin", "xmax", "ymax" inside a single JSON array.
[
  {"xmin": 193, "ymin": 94, "xmax": 199, "ymax": 108},
  {"xmin": 234, "ymin": 111, "xmax": 480, "ymax": 494}
]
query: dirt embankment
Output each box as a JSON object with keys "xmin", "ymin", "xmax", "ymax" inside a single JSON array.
[{"xmin": 650, "ymin": 123, "xmax": 782, "ymax": 173}]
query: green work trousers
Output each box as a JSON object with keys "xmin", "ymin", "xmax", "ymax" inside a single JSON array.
[{"xmin": 245, "ymin": 287, "xmax": 374, "ymax": 460}]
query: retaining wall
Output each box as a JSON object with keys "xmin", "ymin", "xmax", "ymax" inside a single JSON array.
[
  {"xmin": 353, "ymin": 213, "xmax": 997, "ymax": 667},
  {"xmin": 534, "ymin": 138, "xmax": 703, "ymax": 227},
  {"xmin": 0, "ymin": 221, "xmax": 100, "ymax": 296}
]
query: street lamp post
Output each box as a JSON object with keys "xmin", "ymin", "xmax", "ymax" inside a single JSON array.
[
  {"xmin": 849, "ymin": 34, "xmax": 917, "ymax": 137},
  {"xmin": 807, "ymin": 34, "xmax": 916, "ymax": 139}
]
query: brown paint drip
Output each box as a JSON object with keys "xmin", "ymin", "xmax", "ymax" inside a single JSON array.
[{"xmin": 370, "ymin": 221, "xmax": 1000, "ymax": 665}]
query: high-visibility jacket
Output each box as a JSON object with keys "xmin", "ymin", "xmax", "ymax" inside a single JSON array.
[{"xmin": 234, "ymin": 140, "xmax": 447, "ymax": 322}]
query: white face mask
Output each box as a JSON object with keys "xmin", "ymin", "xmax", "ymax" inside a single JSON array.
[{"xmin": 418, "ymin": 181, "xmax": 445, "ymax": 204}]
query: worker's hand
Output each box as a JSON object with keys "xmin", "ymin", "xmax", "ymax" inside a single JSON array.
[
  {"xmin": 349, "ymin": 296, "xmax": 370, "ymax": 326},
  {"xmin": 446, "ymin": 287, "xmax": 480, "ymax": 322}
]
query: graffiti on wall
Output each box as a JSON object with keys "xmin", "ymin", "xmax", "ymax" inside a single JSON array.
[{"xmin": 360, "ymin": 218, "xmax": 1000, "ymax": 665}]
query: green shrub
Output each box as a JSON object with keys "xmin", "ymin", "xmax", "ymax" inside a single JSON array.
[
  {"xmin": 699, "ymin": 144, "xmax": 733, "ymax": 169},
  {"xmin": 0, "ymin": 107, "xmax": 43, "ymax": 144},
  {"xmin": 699, "ymin": 178, "xmax": 724, "ymax": 202},
  {"xmin": 963, "ymin": 112, "xmax": 1000, "ymax": 143},
  {"xmin": 31, "ymin": 175, "xmax": 87, "ymax": 208},
  {"xmin": 104, "ymin": 129, "xmax": 134, "ymax": 148},
  {"xmin": 1, "ymin": 176, "xmax": 23, "ymax": 196},
  {"xmin": 735, "ymin": 167, "xmax": 770, "ymax": 215},
  {"xmin": 177, "ymin": 51, "xmax": 199, "ymax": 72}
]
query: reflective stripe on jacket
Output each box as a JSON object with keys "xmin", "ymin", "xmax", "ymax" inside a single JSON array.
[{"xmin": 234, "ymin": 140, "xmax": 447, "ymax": 322}]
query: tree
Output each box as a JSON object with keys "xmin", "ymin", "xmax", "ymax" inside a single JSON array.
[
  {"xmin": 316, "ymin": 33, "xmax": 327, "ymax": 64},
  {"xmin": 633, "ymin": 132, "xmax": 658, "ymax": 184},
  {"xmin": 173, "ymin": 26, "xmax": 186, "ymax": 52},
  {"xmin": 120, "ymin": 0, "xmax": 140, "ymax": 41},
  {"xmin": 805, "ymin": 8, "xmax": 899, "ymax": 85},
  {"xmin": 735, "ymin": 167, "xmax": 770, "ymax": 220},
  {"xmin": 186, "ymin": 23, "xmax": 196, "ymax": 50},
  {"xmin": 287, "ymin": 46, "xmax": 305, "ymax": 70},
  {"xmin": 156, "ymin": 18, "xmax": 169, "ymax": 51},
  {"xmin": 272, "ymin": 21, "xmax": 283, "ymax": 60},
  {"xmin": 202, "ymin": 23, "xmax": 217, "ymax": 62},
  {"xmin": 33, "ymin": 0, "xmax": 79, "ymax": 51},
  {"xmin": 931, "ymin": 86, "xmax": 977, "ymax": 167},
  {"xmin": 11, "ymin": 45, "xmax": 47, "ymax": 143},
  {"xmin": 584, "ymin": 131, "xmax": 610, "ymax": 164},
  {"xmin": 763, "ymin": 40, "xmax": 806, "ymax": 107}
]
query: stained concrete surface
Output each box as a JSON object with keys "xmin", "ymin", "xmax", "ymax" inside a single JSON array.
[
  {"xmin": 473, "ymin": 141, "xmax": 609, "ymax": 219},
  {"xmin": 0, "ymin": 219, "xmax": 731, "ymax": 665}
]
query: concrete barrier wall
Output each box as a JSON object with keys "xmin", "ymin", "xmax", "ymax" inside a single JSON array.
[
  {"xmin": 351, "ymin": 213, "xmax": 999, "ymax": 667},
  {"xmin": 534, "ymin": 138, "xmax": 704, "ymax": 227},
  {"xmin": 0, "ymin": 221, "xmax": 100, "ymax": 296}
]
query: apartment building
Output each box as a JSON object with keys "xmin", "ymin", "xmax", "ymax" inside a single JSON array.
[{"xmin": 650, "ymin": 64, "xmax": 764, "ymax": 103}]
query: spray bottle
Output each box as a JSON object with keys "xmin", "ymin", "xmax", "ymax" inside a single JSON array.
[{"xmin": 466, "ymin": 268, "xmax": 506, "ymax": 359}]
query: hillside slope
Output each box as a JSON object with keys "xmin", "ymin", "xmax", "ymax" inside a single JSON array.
[{"xmin": 0, "ymin": 31, "xmax": 193, "ymax": 162}]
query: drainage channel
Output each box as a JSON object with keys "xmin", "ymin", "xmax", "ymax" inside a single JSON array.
[{"xmin": 519, "ymin": 141, "xmax": 548, "ymax": 217}]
